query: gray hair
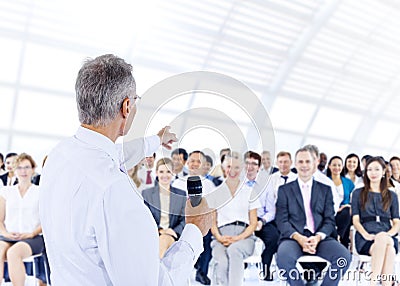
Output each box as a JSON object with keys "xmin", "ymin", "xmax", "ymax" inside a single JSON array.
[
  {"xmin": 75, "ymin": 54, "xmax": 136, "ymax": 126},
  {"xmin": 295, "ymin": 146, "xmax": 315, "ymax": 162},
  {"xmin": 302, "ymin": 144, "xmax": 319, "ymax": 158}
]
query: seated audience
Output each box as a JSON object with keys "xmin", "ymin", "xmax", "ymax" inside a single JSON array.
[
  {"xmin": 209, "ymin": 155, "xmax": 259, "ymax": 286},
  {"xmin": 326, "ymin": 156, "xmax": 355, "ymax": 249},
  {"xmin": 142, "ymin": 158, "xmax": 186, "ymax": 258},
  {"xmin": 352, "ymin": 156, "xmax": 399, "ymax": 286},
  {"xmin": 0, "ymin": 153, "xmax": 44, "ymax": 286}
]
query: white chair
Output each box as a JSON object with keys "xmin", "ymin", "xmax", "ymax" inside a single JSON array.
[
  {"xmin": 351, "ymin": 227, "xmax": 371, "ymax": 286},
  {"xmin": 210, "ymin": 237, "xmax": 267, "ymax": 283},
  {"xmin": 243, "ymin": 237, "xmax": 264, "ymax": 273}
]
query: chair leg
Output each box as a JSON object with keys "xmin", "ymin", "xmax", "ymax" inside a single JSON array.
[{"xmin": 33, "ymin": 260, "xmax": 38, "ymax": 286}]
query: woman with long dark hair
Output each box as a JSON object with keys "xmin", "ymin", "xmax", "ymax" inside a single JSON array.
[
  {"xmin": 326, "ymin": 156, "xmax": 354, "ymax": 249},
  {"xmin": 351, "ymin": 157, "xmax": 399, "ymax": 286},
  {"xmin": 343, "ymin": 153, "xmax": 363, "ymax": 187}
]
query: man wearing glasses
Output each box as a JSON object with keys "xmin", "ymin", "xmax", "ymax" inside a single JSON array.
[{"xmin": 39, "ymin": 54, "xmax": 212, "ymax": 286}]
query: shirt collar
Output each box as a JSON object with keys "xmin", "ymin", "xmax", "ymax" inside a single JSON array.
[
  {"xmin": 75, "ymin": 126, "xmax": 120, "ymax": 164},
  {"xmin": 297, "ymin": 177, "xmax": 313, "ymax": 190}
]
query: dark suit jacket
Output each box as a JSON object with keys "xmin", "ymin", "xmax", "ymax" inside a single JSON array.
[
  {"xmin": 142, "ymin": 185, "xmax": 186, "ymax": 237},
  {"xmin": 0, "ymin": 173, "xmax": 18, "ymax": 186},
  {"xmin": 275, "ymin": 179, "xmax": 336, "ymax": 241}
]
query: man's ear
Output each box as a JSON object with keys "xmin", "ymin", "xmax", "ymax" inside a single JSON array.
[{"xmin": 121, "ymin": 97, "xmax": 131, "ymax": 119}]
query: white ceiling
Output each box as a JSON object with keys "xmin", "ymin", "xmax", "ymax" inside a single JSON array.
[{"xmin": 1, "ymin": 0, "xmax": 400, "ymax": 168}]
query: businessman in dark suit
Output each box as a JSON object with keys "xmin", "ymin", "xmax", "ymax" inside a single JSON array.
[{"xmin": 275, "ymin": 147, "xmax": 351, "ymax": 286}]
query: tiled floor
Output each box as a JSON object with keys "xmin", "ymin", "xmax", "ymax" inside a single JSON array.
[{"xmin": 189, "ymin": 255, "xmax": 400, "ymax": 285}]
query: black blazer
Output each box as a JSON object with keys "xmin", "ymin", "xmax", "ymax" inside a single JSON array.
[
  {"xmin": 275, "ymin": 179, "xmax": 336, "ymax": 241},
  {"xmin": 142, "ymin": 185, "xmax": 186, "ymax": 237},
  {"xmin": 0, "ymin": 173, "xmax": 18, "ymax": 186}
]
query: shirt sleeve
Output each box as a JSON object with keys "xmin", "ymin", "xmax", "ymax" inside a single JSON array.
[
  {"xmin": 262, "ymin": 184, "xmax": 276, "ymax": 223},
  {"xmin": 98, "ymin": 178, "xmax": 202, "ymax": 286},
  {"xmin": 390, "ymin": 191, "xmax": 399, "ymax": 219},
  {"xmin": 249, "ymin": 194, "xmax": 261, "ymax": 210},
  {"xmin": 351, "ymin": 189, "xmax": 360, "ymax": 217},
  {"xmin": 158, "ymin": 224, "xmax": 203, "ymax": 286},
  {"xmin": 118, "ymin": 135, "xmax": 160, "ymax": 171}
]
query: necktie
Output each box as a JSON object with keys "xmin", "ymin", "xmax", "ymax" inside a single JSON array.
[
  {"xmin": 246, "ymin": 180, "xmax": 256, "ymax": 187},
  {"xmin": 281, "ymin": 175, "xmax": 288, "ymax": 184},
  {"xmin": 302, "ymin": 184, "xmax": 315, "ymax": 233},
  {"xmin": 146, "ymin": 170, "xmax": 152, "ymax": 184}
]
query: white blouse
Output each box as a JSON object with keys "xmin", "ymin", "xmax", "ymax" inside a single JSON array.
[
  {"xmin": 1, "ymin": 184, "xmax": 40, "ymax": 233},
  {"xmin": 207, "ymin": 181, "xmax": 261, "ymax": 227}
]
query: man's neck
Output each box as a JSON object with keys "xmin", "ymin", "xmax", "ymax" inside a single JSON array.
[
  {"xmin": 246, "ymin": 175, "xmax": 256, "ymax": 181},
  {"xmin": 81, "ymin": 122, "xmax": 121, "ymax": 143},
  {"xmin": 298, "ymin": 176, "xmax": 312, "ymax": 184}
]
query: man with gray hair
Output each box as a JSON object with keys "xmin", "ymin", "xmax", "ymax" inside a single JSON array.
[{"xmin": 39, "ymin": 54, "xmax": 212, "ymax": 286}]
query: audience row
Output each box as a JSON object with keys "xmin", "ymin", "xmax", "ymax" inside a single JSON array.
[{"xmin": 0, "ymin": 147, "xmax": 399, "ymax": 286}]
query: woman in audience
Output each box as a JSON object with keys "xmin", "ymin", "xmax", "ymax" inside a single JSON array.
[
  {"xmin": 209, "ymin": 155, "xmax": 259, "ymax": 286},
  {"xmin": 0, "ymin": 153, "xmax": 44, "ymax": 286},
  {"xmin": 128, "ymin": 164, "xmax": 145, "ymax": 194},
  {"xmin": 352, "ymin": 157, "xmax": 400, "ymax": 286},
  {"xmin": 344, "ymin": 153, "xmax": 363, "ymax": 187},
  {"xmin": 326, "ymin": 156, "xmax": 355, "ymax": 249},
  {"xmin": 142, "ymin": 158, "xmax": 186, "ymax": 258}
]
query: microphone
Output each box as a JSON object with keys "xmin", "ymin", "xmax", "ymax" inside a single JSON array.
[{"xmin": 187, "ymin": 176, "xmax": 202, "ymax": 207}]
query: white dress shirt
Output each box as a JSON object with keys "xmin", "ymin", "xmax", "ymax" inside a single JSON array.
[
  {"xmin": 138, "ymin": 166, "xmax": 156, "ymax": 188},
  {"xmin": 1, "ymin": 184, "xmax": 40, "ymax": 233},
  {"xmin": 258, "ymin": 171, "xmax": 297, "ymax": 223},
  {"xmin": 296, "ymin": 179, "xmax": 326, "ymax": 240},
  {"xmin": 39, "ymin": 126, "xmax": 203, "ymax": 286}
]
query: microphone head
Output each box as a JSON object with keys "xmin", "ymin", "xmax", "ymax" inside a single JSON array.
[{"xmin": 187, "ymin": 176, "xmax": 202, "ymax": 207}]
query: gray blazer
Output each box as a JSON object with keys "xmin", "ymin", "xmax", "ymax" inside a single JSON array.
[{"xmin": 142, "ymin": 185, "xmax": 186, "ymax": 237}]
